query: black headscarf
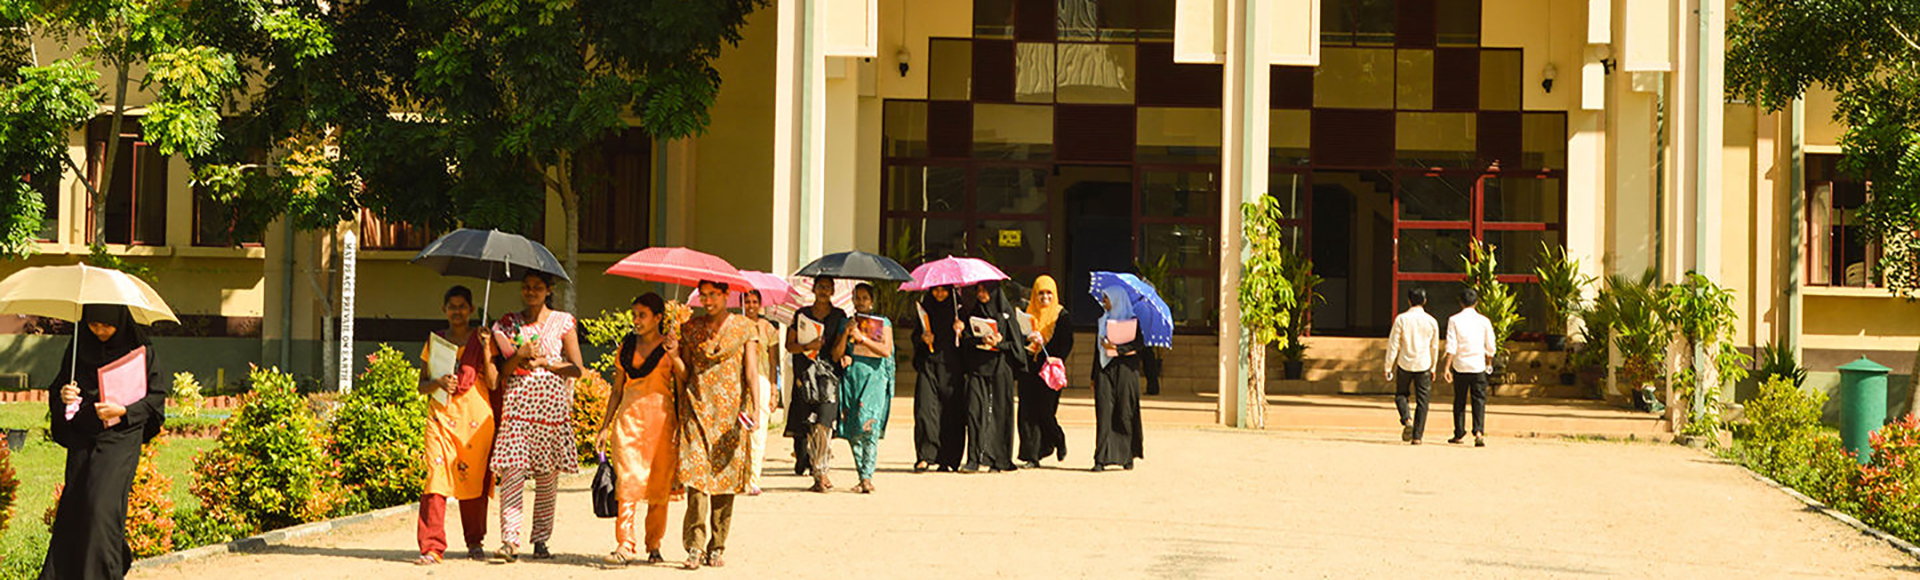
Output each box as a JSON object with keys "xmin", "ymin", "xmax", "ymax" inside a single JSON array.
[
  {"xmin": 57, "ymin": 305, "xmax": 151, "ymax": 388},
  {"xmin": 917, "ymin": 287, "xmax": 958, "ymax": 356},
  {"xmin": 964, "ymin": 281, "xmax": 1030, "ymax": 368}
]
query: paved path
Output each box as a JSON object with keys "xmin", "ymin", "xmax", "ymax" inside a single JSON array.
[{"xmin": 133, "ymin": 400, "xmax": 1913, "ymax": 579}]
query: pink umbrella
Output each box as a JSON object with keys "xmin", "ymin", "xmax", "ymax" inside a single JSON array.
[
  {"xmin": 900, "ymin": 256, "xmax": 1009, "ymax": 291},
  {"xmin": 725, "ymin": 270, "xmax": 796, "ymax": 309},
  {"xmin": 766, "ymin": 276, "xmax": 856, "ymax": 324},
  {"xmin": 605, "ymin": 247, "xmax": 752, "ymax": 289}
]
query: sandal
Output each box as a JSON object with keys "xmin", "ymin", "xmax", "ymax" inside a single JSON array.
[
  {"xmin": 647, "ymin": 551, "xmax": 665, "ymax": 565},
  {"xmin": 913, "ymin": 461, "xmax": 929, "ymax": 473},
  {"xmin": 491, "ymin": 544, "xmax": 518, "ymax": 563},
  {"xmin": 683, "ymin": 553, "xmax": 704, "ymax": 570},
  {"xmin": 603, "ymin": 551, "xmax": 634, "ymax": 567},
  {"xmin": 413, "ymin": 553, "xmax": 442, "ymax": 566},
  {"xmin": 531, "ymin": 542, "xmax": 554, "ymax": 560},
  {"xmin": 467, "ymin": 546, "xmax": 488, "ymax": 561},
  {"xmin": 705, "ymin": 553, "xmax": 726, "ymax": 568}
]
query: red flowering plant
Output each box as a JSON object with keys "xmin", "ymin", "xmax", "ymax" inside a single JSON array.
[
  {"xmin": 125, "ymin": 438, "xmax": 177, "ymax": 557},
  {"xmin": 1853, "ymin": 414, "xmax": 1920, "ymax": 543},
  {"xmin": 0, "ymin": 446, "xmax": 18, "ymax": 533}
]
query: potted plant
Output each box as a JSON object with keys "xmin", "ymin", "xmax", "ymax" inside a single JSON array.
[
  {"xmin": 1236, "ymin": 195, "xmax": 1299, "ymax": 427},
  {"xmin": 1277, "ymin": 248, "xmax": 1320, "ymax": 381},
  {"xmin": 1658, "ymin": 271, "xmax": 1750, "ymax": 436},
  {"xmin": 1592, "ymin": 271, "xmax": 1670, "ymax": 407},
  {"xmin": 1533, "ymin": 242, "xmax": 1593, "ymax": 352},
  {"xmin": 1463, "ymin": 240, "xmax": 1523, "ymax": 384}
]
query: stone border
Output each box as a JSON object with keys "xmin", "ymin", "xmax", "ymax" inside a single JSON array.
[
  {"xmin": 1700, "ymin": 449, "xmax": 1920, "ymax": 562},
  {"xmin": 131, "ymin": 503, "xmax": 417, "ymax": 570}
]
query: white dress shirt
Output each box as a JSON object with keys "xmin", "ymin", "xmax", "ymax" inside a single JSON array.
[
  {"xmin": 1385, "ymin": 306, "xmax": 1439, "ymax": 374},
  {"xmin": 1445, "ymin": 306, "xmax": 1498, "ymax": 374}
]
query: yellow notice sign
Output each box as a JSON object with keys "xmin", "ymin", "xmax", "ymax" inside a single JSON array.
[{"xmin": 998, "ymin": 230, "xmax": 1023, "ymax": 247}]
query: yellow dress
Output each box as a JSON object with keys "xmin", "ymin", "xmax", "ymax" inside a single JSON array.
[
  {"xmin": 611, "ymin": 343, "xmax": 679, "ymax": 503},
  {"xmin": 420, "ymin": 332, "xmax": 496, "ymax": 500}
]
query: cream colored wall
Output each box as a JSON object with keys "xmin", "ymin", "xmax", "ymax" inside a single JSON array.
[
  {"xmin": 876, "ymin": 0, "xmax": 971, "ymax": 100},
  {"xmin": 1805, "ymin": 85, "xmax": 1844, "ymax": 149},
  {"xmin": 1482, "ymin": 0, "xmax": 1588, "ymax": 113},
  {"xmin": 692, "ymin": 3, "xmax": 781, "ymax": 272},
  {"xmin": 1719, "ymin": 103, "xmax": 1756, "ymax": 345},
  {"xmin": 823, "ymin": 60, "xmax": 862, "ymax": 254}
]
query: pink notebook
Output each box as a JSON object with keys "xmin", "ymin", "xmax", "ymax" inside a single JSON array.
[
  {"xmin": 1103, "ymin": 319, "xmax": 1138, "ymax": 358},
  {"xmin": 95, "ymin": 346, "xmax": 149, "ymax": 427}
]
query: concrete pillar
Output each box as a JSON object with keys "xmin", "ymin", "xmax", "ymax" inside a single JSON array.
[{"xmin": 1217, "ymin": 0, "xmax": 1271, "ymax": 428}]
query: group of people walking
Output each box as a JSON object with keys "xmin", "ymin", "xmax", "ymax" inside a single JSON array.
[
  {"xmin": 414, "ymin": 273, "xmax": 762, "ymax": 569},
  {"xmin": 1384, "ymin": 288, "xmax": 1499, "ymax": 446}
]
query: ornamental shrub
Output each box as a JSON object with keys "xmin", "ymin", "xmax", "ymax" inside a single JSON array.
[
  {"xmin": 171, "ymin": 371, "xmax": 205, "ymax": 419},
  {"xmin": 125, "ymin": 438, "xmax": 176, "ymax": 557},
  {"xmin": 573, "ymin": 370, "xmax": 611, "ymax": 465},
  {"xmin": 328, "ymin": 345, "xmax": 427, "ymax": 512},
  {"xmin": 0, "ymin": 446, "xmax": 17, "ymax": 533},
  {"xmin": 1854, "ymin": 415, "xmax": 1920, "ymax": 543},
  {"xmin": 190, "ymin": 365, "xmax": 344, "ymax": 535}
]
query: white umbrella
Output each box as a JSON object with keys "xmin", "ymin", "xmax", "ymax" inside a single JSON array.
[{"xmin": 0, "ymin": 263, "xmax": 179, "ymax": 390}]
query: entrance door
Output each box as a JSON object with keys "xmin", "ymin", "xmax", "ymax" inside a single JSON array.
[
  {"xmin": 1310, "ymin": 170, "xmax": 1394, "ymax": 335},
  {"xmin": 1060, "ymin": 165, "xmax": 1134, "ymax": 326}
]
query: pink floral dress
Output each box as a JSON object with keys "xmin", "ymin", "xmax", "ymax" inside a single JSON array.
[{"xmin": 490, "ymin": 310, "xmax": 579, "ymax": 476}]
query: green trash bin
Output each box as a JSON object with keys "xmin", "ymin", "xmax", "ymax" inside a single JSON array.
[{"xmin": 1838, "ymin": 357, "xmax": 1892, "ymax": 464}]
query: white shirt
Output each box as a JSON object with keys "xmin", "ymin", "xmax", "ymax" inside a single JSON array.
[
  {"xmin": 1385, "ymin": 306, "xmax": 1439, "ymax": 374},
  {"xmin": 1445, "ymin": 306, "xmax": 1498, "ymax": 374}
]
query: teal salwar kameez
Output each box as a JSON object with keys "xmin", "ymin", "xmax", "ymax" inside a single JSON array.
[{"xmin": 836, "ymin": 352, "xmax": 895, "ymax": 480}]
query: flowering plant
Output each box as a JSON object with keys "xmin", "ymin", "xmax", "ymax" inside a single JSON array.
[{"xmin": 664, "ymin": 300, "xmax": 694, "ymax": 344}]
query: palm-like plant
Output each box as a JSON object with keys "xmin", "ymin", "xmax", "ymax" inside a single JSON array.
[
  {"xmin": 1463, "ymin": 239, "xmax": 1523, "ymax": 358},
  {"xmin": 1592, "ymin": 271, "xmax": 1670, "ymax": 393},
  {"xmin": 1533, "ymin": 241, "xmax": 1594, "ymax": 344}
]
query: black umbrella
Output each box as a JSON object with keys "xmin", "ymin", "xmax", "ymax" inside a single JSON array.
[
  {"xmin": 794, "ymin": 251, "xmax": 914, "ymax": 282},
  {"xmin": 411, "ymin": 228, "xmax": 569, "ymax": 320}
]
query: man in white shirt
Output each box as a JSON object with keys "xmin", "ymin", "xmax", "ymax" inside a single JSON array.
[
  {"xmin": 1384, "ymin": 288, "xmax": 1439, "ymax": 445},
  {"xmin": 1441, "ymin": 288, "xmax": 1498, "ymax": 447}
]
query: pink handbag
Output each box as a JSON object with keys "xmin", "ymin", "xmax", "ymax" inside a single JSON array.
[{"xmin": 1040, "ymin": 356, "xmax": 1068, "ymax": 391}]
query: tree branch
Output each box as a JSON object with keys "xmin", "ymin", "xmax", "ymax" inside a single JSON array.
[{"xmin": 1891, "ymin": 20, "xmax": 1920, "ymax": 55}]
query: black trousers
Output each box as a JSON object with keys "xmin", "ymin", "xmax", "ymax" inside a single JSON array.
[
  {"xmin": 1394, "ymin": 370, "xmax": 1432, "ymax": 440},
  {"xmin": 1016, "ymin": 373, "xmax": 1065, "ymax": 463},
  {"xmin": 1451, "ymin": 371, "xmax": 1489, "ymax": 438}
]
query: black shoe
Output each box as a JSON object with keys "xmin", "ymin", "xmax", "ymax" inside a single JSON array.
[
  {"xmin": 1021, "ymin": 460, "xmax": 1042, "ymax": 469},
  {"xmin": 913, "ymin": 461, "xmax": 929, "ymax": 473},
  {"xmin": 1091, "ymin": 464, "xmax": 1106, "ymax": 472},
  {"xmin": 1122, "ymin": 462, "xmax": 1134, "ymax": 470},
  {"xmin": 530, "ymin": 542, "xmax": 553, "ymax": 560},
  {"xmin": 794, "ymin": 464, "xmax": 808, "ymax": 476},
  {"xmin": 1448, "ymin": 436, "xmax": 1465, "ymax": 444},
  {"xmin": 961, "ymin": 463, "xmax": 981, "ymax": 473},
  {"xmin": 1401, "ymin": 424, "xmax": 1414, "ymax": 442},
  {"xmin": 1475, "ymin": 435, "xmax": 1486, "ymax": 447},
  {"xmin": 937, "ymin": 464, "xmax": 958, "ymax": 473},
  {"xmin": 1056, "ymin": 443, "xmax": 1067, "ymax": 462}
]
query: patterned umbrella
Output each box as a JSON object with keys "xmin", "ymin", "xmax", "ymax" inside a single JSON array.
[
  {"xmin": 765, "ymin": 276, "xmax": 856, "ymax": 324},
  {"xmin": 899, "ymin": 256, "xmax": 1009, "ymax": 291},
  {"xmin": 1089, "ymin": 271, "xmax": 1174, "ymax": 349},
  {"xmin": 605, "ymin": 247, "xmax": 752, "ymax": 289}
]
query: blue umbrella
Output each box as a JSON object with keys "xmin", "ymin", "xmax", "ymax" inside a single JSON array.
[{"xmin": 1089, "ymin": 271, "xmax": 1173, "ymax": 348}]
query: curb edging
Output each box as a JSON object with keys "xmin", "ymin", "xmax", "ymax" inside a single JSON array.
[
  {"xmin": 1696, "ymin": 449, "xmax": 1920, "ymax": 562},
  {"xmin": 131, "ymin": 503, "xmax": 417, "ymax": 570}
]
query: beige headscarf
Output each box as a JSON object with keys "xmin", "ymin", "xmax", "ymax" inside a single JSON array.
[{"xmin": 1026, "ymin": 275, "xmax": 1064, "ymax": 343}]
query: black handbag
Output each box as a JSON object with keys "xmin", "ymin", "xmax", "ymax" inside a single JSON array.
[
  {"xmin": 591, "ymin": 452, "xmax": 618, "ymax": 518},
  {"xmin": 799, "ymin": 357, "xmax": 840, "ymax": 406}
]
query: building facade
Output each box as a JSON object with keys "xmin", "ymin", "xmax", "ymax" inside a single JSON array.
[{"xmin": 6, "ymin": 0, "xmax": 1914, "ymax": 419}]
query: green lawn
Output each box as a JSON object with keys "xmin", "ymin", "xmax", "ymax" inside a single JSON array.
[{"xmin": 1, "ymin": 403, "xmax": 216, "ymax": 579}]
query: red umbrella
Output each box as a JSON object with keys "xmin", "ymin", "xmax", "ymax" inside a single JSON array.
[
  {"xmin": 605, "ymin": 247, "xmax": 752, "ymax": 289},
  {"xmin": 725, "ymin": 270, "xmax": 796, "ymax": 309}
]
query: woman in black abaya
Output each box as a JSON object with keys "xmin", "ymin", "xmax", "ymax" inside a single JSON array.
[
  {"xmin": 958, "ymin": 282, "xmax": 1026, "ymax": 473},
  {"xmin": 910, "ymin": 286, "xmax": 966, "ymax": 473},
  {"xmin": 1092, "ymin": 288, "xmax": 1144, "ymax": 472},
  {"xmin": 42, "ymin": 304, "xmax": 169, "ymax": 580}
]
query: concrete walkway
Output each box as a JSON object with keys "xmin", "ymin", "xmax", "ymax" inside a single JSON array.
[{"xmin": 132, "ymin": 397, "xmax": 1911, "ymax": 579}]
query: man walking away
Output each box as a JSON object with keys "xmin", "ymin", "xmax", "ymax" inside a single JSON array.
[
  {"xmin": 1384, "ymin": 288, "xmax": 1439, "ymax": 445},
  {"xmin": 1441, "ymin": 288, "xmax": 1497, "ymax": 447}
]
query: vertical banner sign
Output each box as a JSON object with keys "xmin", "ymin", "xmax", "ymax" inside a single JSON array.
[{"xmin": 339, "ymin": 230, "xmax": 358, "ymax": 394}]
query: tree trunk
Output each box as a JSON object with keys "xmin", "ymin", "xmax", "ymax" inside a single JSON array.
[
  {"xmin": 557, "ymin": 150, "xmax": 580, "ymax": 313},
  {"xmin": 1244, "ymin": 343, "xmax": 1267, "ymax": 429},
  {"xmin": 92, "ymin": 63, "xmax": 131, "ymax": 248}
]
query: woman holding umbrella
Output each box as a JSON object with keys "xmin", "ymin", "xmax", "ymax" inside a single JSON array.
[
  {"xmin": 489, "ymin": 271, "xmax": 585, "ymax": 562},
  {"xmin": 1017, "ymin": 276, "xmax": 1072, "ymax": 468},
  {"xmin": 43, "ymin": 304, "xmax": 169, "ymax": 579},
  {"xmin": 784, "ymin": 277, "xmax": 847, "ymax": 492},
  {"xmin": 1092, "ymin": 288, "xmax": 1145, "ymax": 471},
  {"xmin": 959, "ymin": 281, "xmax": 1026, "ymax": 473}
]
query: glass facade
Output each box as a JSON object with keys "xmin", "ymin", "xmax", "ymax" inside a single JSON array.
[{"xmin": 884, "ymin": 0, "xmax": 1568, "ymax": 335}]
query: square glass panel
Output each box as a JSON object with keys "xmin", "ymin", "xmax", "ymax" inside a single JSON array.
[
  {"xmin": 1355, "ymin": 0, "xmax": 1397, "ymax": 46},
  {"xmin": 975, "ymin": 0, "xmax": 1015, "ymax": 39},
  {"xmin": 929, "ymin": 39, "xmax": 974, "ymax": 101},
  {"xmin": 1397, "ymin": 173, "xmax": 1475, "ymax": 221},
  {"xmin": 1136, "ymin": 0, "xmax": 1175, "ymax": 40},
  {"xmin": 1015, "ymin": 42, "xmax": 1056, "ymax": 103},
  {"xmin": 1484, "ymin": 176, "xmax": 1562, "ymax": 223},
  {"xmin": 1314, "ymin": 48, "xmax": 1395, "ymax": 109},
  {"xmin": 1397, "ymin": 229, "xmax": 1472, "ymax": 273},
  {"xmin": 1480, "ymin": 49, "xmax": 1523, "ymax": 111},
  {"xmin": 1522, "ymin": 113, "xmax": 1569, "ymax": 170},
  {"xmin": 887, "ymin": 165, "xmax": 966, "ymax": 213},
  {"xmin": 1396, "ymin": 49, "xmax": 1434, "ymax": 110},
  {"xmin": 1395, "ymin": 112, "xmax": 1476, "ymax": 168},
  {"xmin": 975, "ymin": 219, "xmax": 1049, "ymax": 268},
  {"xmin": 1484, "ymin": 229, "xmax": 1562, "ymax": 274},
  {"xmin": 977, "ymin": 166, "xmax": 1049, "ymax": 214},
  {"xmin": 1056, "ymin": 43, "xmax": 1137, "ymax": 104},
  {"xmin": 1142, "ymin": 171, "xmax": 1219, "ymax": 219},
  {"xmin": 1267, "ymin": 172, "xmax": 1307, "ymax": 219},
  {"xmin": 1270, "ymin": 109, "xmax": 1311, "ymax": 167},
  {"xmin": 883, "ymin": 101, "xmax": 929, "ymax": 157},
  {"xmin": 1137, "ymin": 107, "xmax": 1222, "ymax": 164},
  {"xmin": 1435, "ymin": 0, "xmax": 1480, "ymax": 46},
  {"xmin": 973, "ymin": 103, "xmax": 1055, "ymax": 160},
  {"xmin": 1323, "ymin": 0, "xmax": 1355, "ymax": 46},
  {"xmin": 1163, "ymin": 275, "xmax": 1219, "ymax": 327},
  {"xmin": 1143, "ymin": 223, "xmax": 1215, "ymax": 267},
  {"xmin": 1396, "ymin": 279, "xmax": 1465, "ymax": 329},
  {"xmin": 890, "ymin": 217, "xmax": 970, "ymax": 262},
  {"xmin": 1057, "ymin": 0, "xmax": 1101, "ymax": 40}
]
